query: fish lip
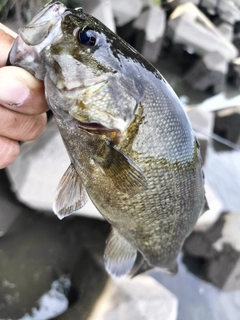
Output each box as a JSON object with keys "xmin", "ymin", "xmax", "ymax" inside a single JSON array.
[{"xmin": 77, "ymin": 121, "xmax": 114, "ymax": 133}]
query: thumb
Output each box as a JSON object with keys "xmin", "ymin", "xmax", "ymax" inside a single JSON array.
[{"xmin": 0, "ymin": 66, "xmax": 48, "ymax": 115}]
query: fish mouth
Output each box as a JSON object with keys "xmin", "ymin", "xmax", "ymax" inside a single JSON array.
[
  {"xmin": 76, "ymin": 120, "xmax": 121, "ymax": 143},
  {"xmin": 76, "ymin": 120, "xmax": 116, "ymax": 134}
]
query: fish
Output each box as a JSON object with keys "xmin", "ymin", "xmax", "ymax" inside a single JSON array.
[{"xmin": 8, "ymin": 0, "xmax": 207, "ymax": 277}]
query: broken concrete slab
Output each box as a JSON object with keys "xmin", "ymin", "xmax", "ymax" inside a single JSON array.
[
  {"xmin": 200, "ymin": 0, "xmax": 240, "ymax": 24},
  {"xmin": 87, "ymin": 275, "xmax": 178, "ymax": 320},
  {"xmin": 214, "ymin": 110, "xmax": 240, "ymax": 145},
  {"xmin": 186, "ymin": 108, "xmax": 214, "ymax": 163},
  {"xmin": 196, "ymin": 91, "xmax": 240, "ymax": 112},
  {"xmin": 204, "ymin": 146, "xmax": 240, "ymax": 211},
  {"xmin": 168, "ymin": 3, "xmax": 238, "ymax": 62},
  {"xmin": 184, "ymin": 211, "xmax": 240, "ymax": 291},
  {"xmin": 6, "ymin": 119, "xmax": 102, "ymax": 219},
  {"xmin": 82, "ymin": 0, "xmax": 116, "ymax": 32},
  {"xmin": 217, "ymin": 22, "xmax": 234, "ymax": 41},
  {"xmin": 112, "ymin": 0, "xmax": 143, "ymax": 26},
  {"xmin": 183, "ymin": 56, "xmax": 226, "ymax": 94},
  {"xmin": 133, "ymin": 6, "xmax": 166, "ymax": 62}
]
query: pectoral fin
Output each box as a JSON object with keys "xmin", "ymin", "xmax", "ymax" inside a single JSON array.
[
  {"xmin": 104, "ymin": 228, "xmax": 137, "ymax": 277},
  {"xmin": 53, "ymin": 164, "xmax": 88, "ymax": 219},
  {"xmin": 94, "ymin": 142, "xmax": 148, "ymax": 195}
]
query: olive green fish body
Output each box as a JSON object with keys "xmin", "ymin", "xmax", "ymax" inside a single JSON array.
[{"xmin": 9, "ymin": 1, "xmax": 206, "ymax": 276}]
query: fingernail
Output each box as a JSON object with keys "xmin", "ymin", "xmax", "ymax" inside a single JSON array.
[{"xmin": 0, "ymin": 80, "xmax": 30, "ymax": 107}]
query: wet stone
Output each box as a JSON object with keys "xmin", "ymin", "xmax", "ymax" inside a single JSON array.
[
  {"xmin": 6, "ymin": 119, "xmax": 101, "ymax": 219},
  {"xmin": 186, "ymin": 108, "xmax": 214, "ymax": 163},
  {"xmin": 184, "ymin": 58, "xmax": 225, "ymax": 94},
  {"xmin": 133, "ymin": 6, "xmax": 166, "ymax": 62},
  {"xmin": 183, "ymin": 211, "xmax": 240, "ymax": 291},
  {"xmin": 81, "ymin": 0, "xmax": 116, "ymax": 32},
  {"xmin": 214, "ymin": 111, "xmax": 240, "ymax": 145}
]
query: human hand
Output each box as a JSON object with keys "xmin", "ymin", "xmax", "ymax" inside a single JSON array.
[{"xmin": 0, "ymin": 24, "xmax": 48, "ymax": 169}]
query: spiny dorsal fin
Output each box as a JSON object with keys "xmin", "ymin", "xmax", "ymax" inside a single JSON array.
[
  {"xmin": 104, "ymin": 228, "xmax": 137, "ymax": 278},
  {"xmin": 94, "ymin": 141, "xmax": 148, "ymax": 195},
  {"xmin": 53, "ymin": 164, "xmax": 88, "ymax": 219}
]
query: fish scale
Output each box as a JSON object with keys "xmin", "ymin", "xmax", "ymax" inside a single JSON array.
[{"xmin": 8, "ymin": 0, "xmax": 206, "ymax": 277}]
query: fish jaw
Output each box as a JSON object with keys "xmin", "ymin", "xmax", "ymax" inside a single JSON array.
[{"xmin": 8, "ymin": 1, "xmax": 66, "ymax": 80}]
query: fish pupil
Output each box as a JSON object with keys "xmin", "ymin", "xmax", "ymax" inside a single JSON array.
[{"xmin": 78, "ymin": 29, "xmax": 96, "ymax": 46}]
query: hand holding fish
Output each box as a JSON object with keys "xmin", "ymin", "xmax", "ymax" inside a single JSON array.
[{"xmin": 0, "ymin": 24, "xmax": 48, "ymax": 169}]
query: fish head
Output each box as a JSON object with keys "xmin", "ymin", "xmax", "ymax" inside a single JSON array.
[
  {"xmin": 8, "ymin": 1, "xmax": 66, "ymax": 79},
  {"xmin": 9, "ymin": 1, "xmax": 142, "ymax": 134}
]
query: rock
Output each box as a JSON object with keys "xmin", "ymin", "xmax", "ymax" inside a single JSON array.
[
  {"xmin": 55, "ymin": 273, "xmax": 178, "ymax": 320},
  {"xmin": 81, "ymin": 0, "xmax": 116, "ymax": 32},
  {"xmin": 54, "ymin": 251, "xmax": 109, "ymax": 320},
  {"xmin": 200, "ymin": 0, "xmax": 240, "ymax": 24},
  {"xmin": 228, "ymin": 60, "xmax": 240, "ymax": 88},
  {"xmin": 218, "ymin": 0, "xmax": 240, "ymax": 25},
  {"xmin": 214, "ymin": 109, "xmax": 240, "ymax": 145},
  {"xmin": 6, "ymin": 119, "xmax": 102, "ymax": 219},
  {"xmin": 195, "ymin": 182, "xmax": 224, "ymax": 232},
  {"xmin": 183, "ymin": 54, "xmax": 226, "ymax": 94},
  {"xmin": 168, "ymin": 2, "xmax": 238, "ymax": 92},
  {"xmin": 88, "ymin": 275, "xmax": 178, "ymax": 320},
  {"xmin": 173, "ymin": 0, "xmax": 200, "ymax": 7},
  {"xmin": 133, "ymin": 6, "xmax": 166, "ymax": 62},
  {"xmin": 111, "ymin": 0, "xmax": 143, "ymax": 27},
  {"xmin": 56, "ymin": 274, "xmax": 178, "ymax": 320},
  {"xmin": 203, "ymin": 145, "xmax": 240, "ymax": 210},
  {"xmin": 168, "ymin": 3, "xmax": 238, "ymax": 61},
  {"xmin": 217, "ymin": 22, "xmax": 234, "ymax": 41},
  {"xmin": 186, "ymin": 108, "xmax": 214, "ymax": 163},
  {"xmin": 196, "ymin": 91, "xmax": 240, "ymax": 112},
  {"xmin": 184, "ymin": 211, "xmax": 240, "ymax": 290}
]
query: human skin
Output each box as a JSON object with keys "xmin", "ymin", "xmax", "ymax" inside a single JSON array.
[{"xmin": 0, "ymin": 24, "xmax": 48, "ymax": 169}]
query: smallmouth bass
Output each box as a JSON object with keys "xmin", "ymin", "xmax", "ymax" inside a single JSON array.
[{"xmin": 8, "ymin": 0, "xmax": 207, "ymax": 277}]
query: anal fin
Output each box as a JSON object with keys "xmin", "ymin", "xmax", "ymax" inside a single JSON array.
[
  {"xmin": 104, "ymin": 228, "xmax": 137, "ymax": 278},
  {"xmin": 53, "ymin": 164, "xmax": 88, "ymax": 219}
]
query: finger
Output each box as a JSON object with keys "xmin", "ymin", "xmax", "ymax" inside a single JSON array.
[
  {"xmin": 0, "ymin": 66, "xmax": 48, "ymax": 115},
  {"xmin": 0, "ymin": 136, "xmax": 20, "ymax": 169},
  {"xmin": 0, "ymin": 23, "xmax": 17, "ymax": 38},
  {"xmin": 0, "ymin": 27, "xmax": 16, "ymax": 66},
  {"xmin": 0, "ymin": 105, "xmax": 47, "ymax": 141}
]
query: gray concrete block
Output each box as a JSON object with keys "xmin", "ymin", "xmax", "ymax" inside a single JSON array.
[
  {"xmin": 184, "ymin": 211, "xmax": 240, "ymax": 290},
  {"xmin": 133, "ymin": 6, "xmax": 166, "ymax": 62},
  {"xmin": 186, "ymin": 108, "xmax": 214, "ymax": 163},
  {"xmin": 6, "ymin": 119, "xmax": 102, "ymax": 219},
  {"xmin": 214, "ymin": 110, "xmax": 240, "ymax": 145},
  {"xmin": 82, "ymin": 0, "xmax": 116, "ymax": 32},
  {"xmin": 87, "ymin": 275, "xmax": 178, "ymax": 320},
  {"xmin": 112, "ymin": 0, "xmax": 143, "ymax": 26},
  {"xmin": 168, "ymin": 2, "xmax": 238, "ymax": 62},
  {"xmin": 184, "ymin": 57, "xmax": 225, "ymax": 94}
]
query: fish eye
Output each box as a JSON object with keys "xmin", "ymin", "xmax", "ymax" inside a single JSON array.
[{"xmin": 78, "ymin": 28, "xmax": 97, "ymax": 46}]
